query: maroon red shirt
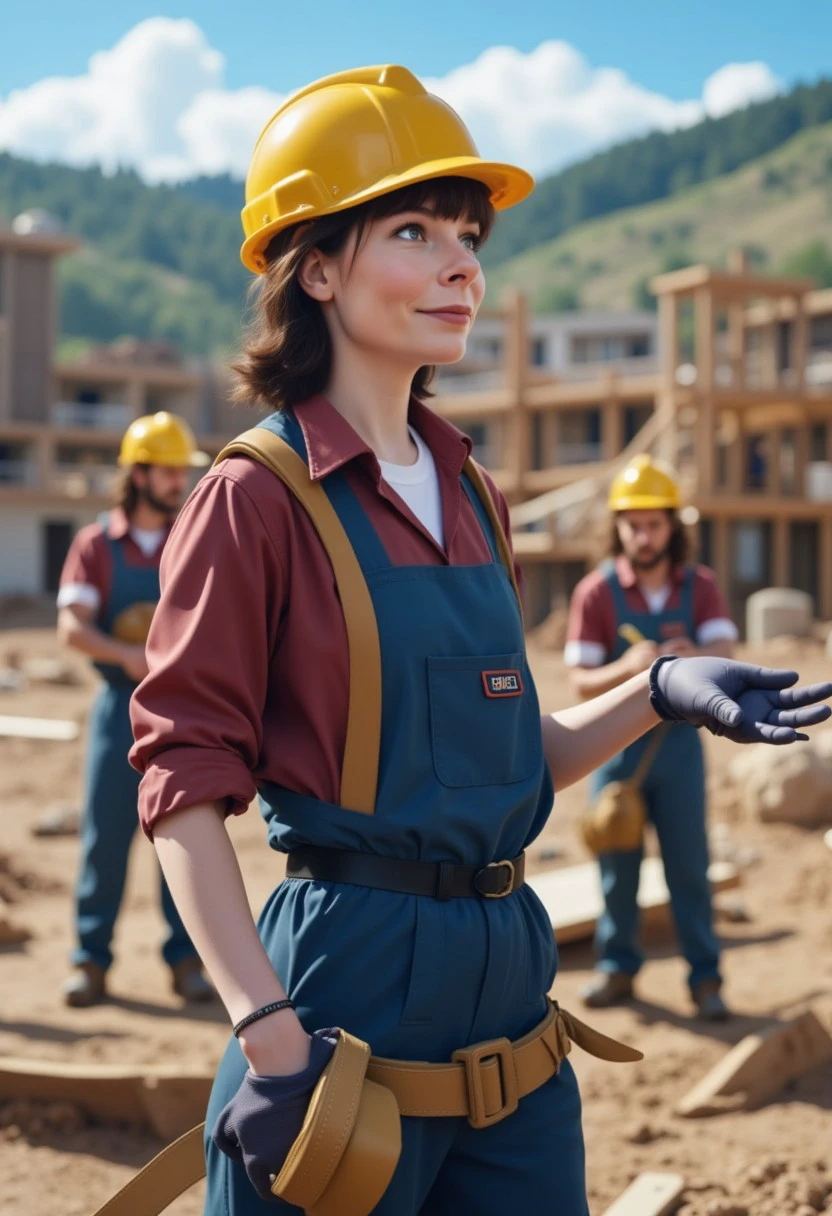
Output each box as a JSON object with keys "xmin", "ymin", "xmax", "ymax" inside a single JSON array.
[
  {"xmin": 129, "ymin": 395, "xmax": 520, "ymax": 838},
  {"xmin": 565, "ymin": 556, "xmax": 737, "ymax": 669},
  {"xmin": 58, "ymin": 508, "xmax": 170, "ymax": 618}
]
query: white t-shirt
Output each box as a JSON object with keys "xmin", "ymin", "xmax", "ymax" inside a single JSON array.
[
  {"xmin": 642, "ymin": 584, "xmax": 671, "ymax": 614},
  {"xmin": 378, "ymin": 428, "xmax": 444, "ymax": 548}
]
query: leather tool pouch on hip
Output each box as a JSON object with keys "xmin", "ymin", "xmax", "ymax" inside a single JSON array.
[{"xmin": 580, "ymin": 724, "xmax": 669, "ymax": 855}]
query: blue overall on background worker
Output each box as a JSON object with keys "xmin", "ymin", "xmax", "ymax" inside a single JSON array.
[
  {"xmin": 57, "ymin": 412, "xmax": 215, "ymax": 1008},
  {"xmin": 565, "ymin": 455, "xmax": 739, "ymax": 1020}
]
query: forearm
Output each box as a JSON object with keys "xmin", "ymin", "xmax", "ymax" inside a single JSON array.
[
  {"xmin": 568, "ymin": 654, "xmax": 635, "ymax": 700},
  {"xmin": 153, "ymin": 803, "xmax": 308, "ymax": 1072},
  {"xmin": 58, "ymin": 616, "xmax": 130, "ymax": 667},
  {"xmin": 542, "ymin": 670, "xmax": 660, "ymax": 790}
]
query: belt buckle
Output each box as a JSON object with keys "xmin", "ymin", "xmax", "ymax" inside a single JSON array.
[
  {"xmin": 474, "ymin": 858, "xmax": 515, "ymax": 899},
  {"xmin": 452, "ymin": 1037, "xmax": 519, "ymax": 1129}
]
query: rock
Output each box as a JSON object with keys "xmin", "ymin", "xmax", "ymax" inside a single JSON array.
[
  {"xmin": 704, "ymin": 1202, "xmax": 748, "ymax": 1216},
  {"xmin": 746, "ymin": 588, "xmax": 813, "ymax": 643},
  {"xmin": 727, "ymin": 738, "xmax": 832, "ymax": 828}
]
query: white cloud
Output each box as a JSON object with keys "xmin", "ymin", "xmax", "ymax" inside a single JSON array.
[
  {"xmin": 0, "ymin": 21, "xmax": 785, "ymax": 184},
  {"xmin": 702, "ymin": 62, "xmax": 782, "ymax": 119}
]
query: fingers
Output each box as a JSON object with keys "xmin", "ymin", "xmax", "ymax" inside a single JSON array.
[
  {"xmin": 751, "ymin": 722, "xmax": 801, "ymax": 744},
  {"xmin": 773, "ymin": 704, "xmax": 832, "ymax": 729},
  {"xmin": 708, "ymin": 693, "xmax": 744, "ymax": 729},
  {"xmin": 777, "ymin": 681, "xmax": 832, "ymax": 709},
  {"xmin": 743, "ymin": 666, "xmax": 799, "ymax": 690}
]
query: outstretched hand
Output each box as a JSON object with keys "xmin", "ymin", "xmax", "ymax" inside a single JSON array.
[{"xmin": 649, "ymin": 656, "xmax": 832, "ymax": 744}]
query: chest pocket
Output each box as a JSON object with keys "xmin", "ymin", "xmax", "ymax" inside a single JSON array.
[{"xmin": 427, "ymin": 653, "xmax": 537, "ymax": 788}]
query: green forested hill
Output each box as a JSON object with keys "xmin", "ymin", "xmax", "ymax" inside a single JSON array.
[
  {"xmin": 484, "ymin": 122, "xmax": 832, "ymax": 313},
  {"xmin": 0, "ymin": 75, "xmax": 831, "ymax": 354}
]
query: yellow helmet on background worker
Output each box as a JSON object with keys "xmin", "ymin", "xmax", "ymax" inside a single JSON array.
[
  {"xmin": 608, "ymin": 454, "xmax": 681, "ymax": 512},
  {"xmin": 240, "ymin": 64, "xmax": 535, "ymax": 274},
  {"xmin": 118, "ymin": 412, "xmax": 209, "ymax": 469}
]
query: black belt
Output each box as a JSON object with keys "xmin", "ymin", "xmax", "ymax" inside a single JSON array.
[{"xmin": 285, "ymin": 846, "xmax": 526, "ymax": 901}]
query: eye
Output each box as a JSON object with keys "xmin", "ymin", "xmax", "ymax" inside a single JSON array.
[
  {"xmin": 460, "ymin": 232, "xmax": 481, "ymax": 253},
  {"xmin": 394, "ymin": 222, "xmax": 425, "ymax": 242}
]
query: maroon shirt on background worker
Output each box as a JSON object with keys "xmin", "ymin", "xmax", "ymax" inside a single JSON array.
[{"xmin": 130, "ymin": 394, "xmax": 520, "ymax": 833}]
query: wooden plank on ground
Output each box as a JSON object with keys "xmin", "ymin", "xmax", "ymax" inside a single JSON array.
[
  {"xmin": 0, "ymin": 715, "xmax": 79, "ymax": 741},
  {"xmin": 602, "ymin": 1171, "xmax": 685, "ymax": 1216},
  {"xmin": 677, "ymin": 1008, "xmax": 832, "ymax": 1117},
  {"xmin": 528, "ymin": 858, "xmax": 740, "ymax": 945},
  {"xmin": 0, "ymin": 1057, "xmax": 212, "ymax": 1138}
]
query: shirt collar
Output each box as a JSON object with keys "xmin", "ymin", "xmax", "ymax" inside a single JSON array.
[
  {"xmin": 615, "ymin": 555, "xmax": 686, "ymax": 588},
  {"xmin": 107, "ymin": 508, "xmax": 131, "ymax": 540},
  {"xmin": 108, "ymin": 507, "xmax": 173, "ymax": 542},
  {"xmin": 294, "ymin": 393, "xmax": 472, "ymax": 483}
]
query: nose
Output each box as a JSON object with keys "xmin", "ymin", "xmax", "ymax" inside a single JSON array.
[{"xmin": 440, "ymin": 241, "xmax": 481, "ymax": 287}]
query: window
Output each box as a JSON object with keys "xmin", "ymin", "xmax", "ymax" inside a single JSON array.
[
  {"xmin": 466, "ymin": 421, "xmax": 491, "ymax": 465},
  {"xmin": 744, "ymin": 436, "xmax": 767, "ymax": 491},
  {"xmin": 735, "ymin": 523, "xmax": 766, "ymax": 582},
  {"xmin": 530, "ymin": 337, "xmax": 547, "ymax": 366},
  {"xmin": 811, "ymin": 423, "xmax": 828, "ymax": 462},
  {"xmin": 623, "ymin": 404, "xmax": 653, "ymax": 445},
  {"xmin": 628, "ymin": 334, "xmax": 650, "ymax": 358}
]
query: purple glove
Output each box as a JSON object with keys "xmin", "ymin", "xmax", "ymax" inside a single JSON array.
[
  {"xmin": 213, "ymin": 1028, "xmax": 338, "ymax": 1201},
  {"xmin": 649, "ymin": 656, "xmax": 832, "ymax": 744}
]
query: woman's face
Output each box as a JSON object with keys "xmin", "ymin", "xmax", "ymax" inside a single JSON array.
[{"xmin": 307, "ymin": 206, "xmax": 486, "ymax": 370}]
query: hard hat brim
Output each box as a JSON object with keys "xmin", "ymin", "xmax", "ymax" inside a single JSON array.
[
  {"xmin": 241, "ymin": 155, "xmax": 535, "ymax": 274},
  {"xmin": 611, "ymin": 496, "xmax": 681, "ymax": 512}
]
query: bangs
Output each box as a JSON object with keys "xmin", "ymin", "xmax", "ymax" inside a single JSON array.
[{"xmin": 363, "ymin": 177, "xmax": 495, "ymax": 243}]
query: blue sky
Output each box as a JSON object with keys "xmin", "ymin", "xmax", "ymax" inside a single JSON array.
[
  {"xmin": 2, "ymin": 0, "xmax": 829, "ymax": 99},
  {"xmin": 0, "ymin": 3, "xmax": 829, "ymax": 183}
]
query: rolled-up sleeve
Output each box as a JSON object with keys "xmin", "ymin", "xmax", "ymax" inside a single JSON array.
[{"xmin": 130, "ymin": 467, "xmax": 285, "ymax": 837}]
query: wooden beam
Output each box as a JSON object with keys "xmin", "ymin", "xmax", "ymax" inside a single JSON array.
[
  {"xmin": 792, "ymin": 295, "xmax": 808, "ymax": 394},
  {"xmin": 772, "ymin": 516, "xmax": 789, "ymax": 586},
  {"xmin": 676, "ymin": 1009, "xmax": 832, "ymax": 1118},
  {"xmin": 0, "ymin": 1057, "xmax": 212, "ymax": 1140},
  {"xmin": 694, "ymin": 288, "xmax": 715, "ymax": 494},
  {"xmin": 602, "ymin": 1173, "xmax": 685, "ymax": 1216},
  {"xmin": 0, "ymin": 716, "xmax": 79, "ymax": 741},
  {"xmin": 525, "ymin": 374, "xmax": 661, "ymax": 410},
  {"xmin": 821, "ymin": 516, "xmax": 832, "ymax": 621}
]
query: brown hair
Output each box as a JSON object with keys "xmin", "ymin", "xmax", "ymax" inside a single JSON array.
[
  {"xmin": 231, "ymin": 177, "xmax": 495, "ymax": 412},
  {"xmin": 610, "ymin": 511, "xmax": 690, "ymax": 566},
  {"xmin": 113, "ymin": 465, "xmax": 149, "ymax": 516}
]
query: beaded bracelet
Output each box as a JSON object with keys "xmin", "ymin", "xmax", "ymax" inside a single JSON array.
[{"xmin": 232, "ymin": 999, "xmax": 296, "ymax": 1037}]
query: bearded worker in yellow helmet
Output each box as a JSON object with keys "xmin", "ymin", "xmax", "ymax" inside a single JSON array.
[
  {"xmin": 57, "ymin": 412, "xmax": 215, "ymax": 1008},
  {"xmin": 566, "ymin": 455, "xmax": 739, "ymax": 1019}
]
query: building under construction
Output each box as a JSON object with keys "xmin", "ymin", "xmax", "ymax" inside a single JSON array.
[{"xmin": 2, "ymin": 222, "xmax": 832, "ymax": 631}]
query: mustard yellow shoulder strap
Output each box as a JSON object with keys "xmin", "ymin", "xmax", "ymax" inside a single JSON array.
[
  {"xmin": 216, "ymin": 427, "xmax": 381, "ymax": 817},
  {"xmin": 91, "ymin": 1123, "xmax": 205, "ymax": 1216},
  {"xmin": 463, "ymin": 457, "xmax": 523, "ymax": 615}
]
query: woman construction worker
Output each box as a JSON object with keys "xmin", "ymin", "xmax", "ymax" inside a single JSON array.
[
  {"xmin": 566, "ymin": 455, "xmax": 739, "ymax": 1020},
  {"xmin": 127, "ymin": 67, "xmax": 831, "ymax": 1216},
  {"xmin": 57, "ymin": 412, "xmax": 214, "ymax": 1008}
]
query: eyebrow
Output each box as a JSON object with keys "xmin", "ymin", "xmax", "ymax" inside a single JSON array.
[{"xmin": 396, "ymin": 205, "xmax": 482, "ymax": 230}]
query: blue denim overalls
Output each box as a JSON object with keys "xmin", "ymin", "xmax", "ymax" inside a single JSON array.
[
  {"xmin": 589, "ymin": 563, "xmax": 720, "ymax": 990},
  {"xmin": 72, "ymin": 529, "xmax": 195, "ymax": 973},
  {"xmin": 205, "ymin": 411, "xmax": 589, "ymax": 1215}
]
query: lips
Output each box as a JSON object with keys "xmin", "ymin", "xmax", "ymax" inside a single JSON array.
[{"xmin": 419, "ymin": 306, "xmax": 472, "ymax": 325}]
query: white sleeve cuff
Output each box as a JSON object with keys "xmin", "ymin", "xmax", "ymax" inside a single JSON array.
[
  {"xmin": 56, "ymin": 583, "xmax": 101, "ymax": 612},
  {"xmin": 696, "ymin": 617, "xmax": 739, "ymax": 646},
  {"xmin": 564, "ymin": 640, "xmax": 607, "ymax": 668}
]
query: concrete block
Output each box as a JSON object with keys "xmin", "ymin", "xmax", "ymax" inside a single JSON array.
[{"xmin": 746, "ymin": 588, "xmax": 813, "ymax": 645}]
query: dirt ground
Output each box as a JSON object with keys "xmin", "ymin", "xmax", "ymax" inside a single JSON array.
[{"xmin": 1, "ymin": 611, "xmax": 831, "ymax": 1216}]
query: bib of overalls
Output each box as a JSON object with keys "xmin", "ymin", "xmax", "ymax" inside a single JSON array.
[
  {"xmin": 253, "ymin": 409, "xmax": 557, "ymax": 1059},
  {"xmin": 257, "ymin": 409, "xmax": 553, "ymax": 862},
  {"xmin": 93, "ymin": 524, "xmax": 160, "ymax": 686},
  {"xmin": 596, "ymin": 560, "xmax": 699, "ymax": 782}
]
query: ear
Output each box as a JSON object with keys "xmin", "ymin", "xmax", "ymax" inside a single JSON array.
[{"xmin": 297, "ymin": 247, "xmax": 336, "ymax": 303}]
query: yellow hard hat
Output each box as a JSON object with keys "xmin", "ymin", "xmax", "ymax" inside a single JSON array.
[
  {"xmin": 118, "ymin": 412, "xmax": 210, "ymax": 468},
  {"xmin": 608, "ymin": 455, "xmax": 681, "ymax": 511},
  {"xmin": 241, "ymin": 64, "xmax": 535, "ymax": 274}
]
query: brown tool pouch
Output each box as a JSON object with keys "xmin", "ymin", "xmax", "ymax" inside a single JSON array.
[{"xmin": 580, "ymin": 723, "xmax": 669, "ymax": 855}]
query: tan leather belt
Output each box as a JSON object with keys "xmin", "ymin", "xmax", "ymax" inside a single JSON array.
[
  {"xmin": 89, "ymin": 1000, "xmax": 641, "ymax": 1216},
  {"xmin": 368, "ymin": 999, "xmax": 639, "ymax": 1128}
]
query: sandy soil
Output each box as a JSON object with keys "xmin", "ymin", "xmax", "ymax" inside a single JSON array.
[{"xmin": 0, "ymin": 615, "xmax": 831, "ymax": 1215}]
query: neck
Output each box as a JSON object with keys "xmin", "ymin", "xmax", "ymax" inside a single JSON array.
[
  {"xmin": 633, "ymin": 557, "xmax": 672, "ymax": 592},
  {"xmin": 129, "ymin": 502, "xmax": 169, "ymax": 531},
  {"xmin": 324, "ymin": 345, "xmax": 419, "ymax": 465}
]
